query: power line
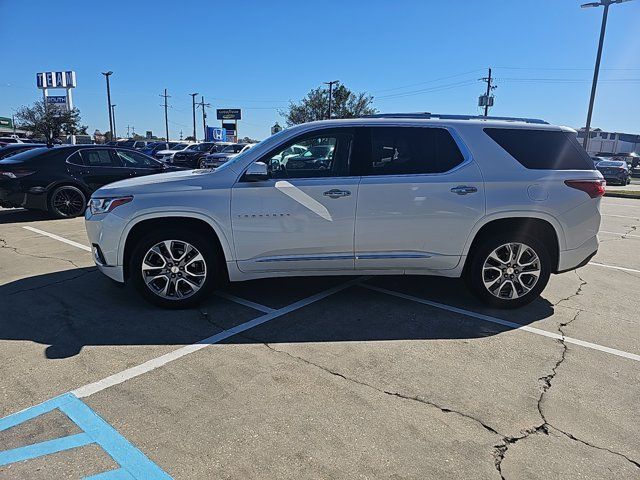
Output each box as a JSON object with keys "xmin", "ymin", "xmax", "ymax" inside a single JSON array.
[{"xmin": 371, "ymin": 68, "xmax": 485, "ymax": 94}]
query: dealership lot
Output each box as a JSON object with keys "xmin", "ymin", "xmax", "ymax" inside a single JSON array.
[{"xmin": 0, "ymin": 198, "xmax": 639, "ymax": 479}]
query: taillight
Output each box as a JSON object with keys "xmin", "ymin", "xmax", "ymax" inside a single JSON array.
[
  {"xmin": 564, "ymin": 179, "xmax": 606, "ymax": 198},
  {"xmin": 0, "ymin": 169, "xmax": 35, "ymax": 179}
]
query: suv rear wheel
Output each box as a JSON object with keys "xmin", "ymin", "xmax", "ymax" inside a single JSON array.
[
  {"xmin": 130, "ymin": 229, "xmax": 219, "ymax": 308},
  {"xmin": 465, "ymin": 233, "xmax": 551, "ymax": 309}
]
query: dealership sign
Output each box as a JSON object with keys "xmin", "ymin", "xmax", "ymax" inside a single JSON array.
[
  {"xmin": 36, "ymin": 71, "xmax": 77, "ymax": 89},
  {"xmin": 216, "ymin": 109, "xmax": 241, "ymax": 120},
  {"xmin": 206, "ymin": 126, "xmax": 227, "ymax": 142}
]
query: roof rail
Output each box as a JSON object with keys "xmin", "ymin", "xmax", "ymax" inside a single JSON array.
[{"xmin": 363, "ymin": 113, "xmax": 549, "ymax": 124}]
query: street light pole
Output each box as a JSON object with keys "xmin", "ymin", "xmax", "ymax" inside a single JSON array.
[
  {"xmin": 324, "ymin": 80, "xmax": 339, "ymax": 119},
  {"xmin": 111, "ymin": 104, "xmax": 117, "ymax": 139},
  {"xmin": 101, "ymin": 71, "xmax": 114, "ymax": 141},
  {"xmin": 580, "ymin": 0, "xmax": 635, "ymax": 151},
  {"xmin": 190, "ymin": 93, "xmax": 198, "ymax": 141}
]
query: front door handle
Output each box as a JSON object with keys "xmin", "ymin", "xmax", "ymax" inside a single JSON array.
[
  {"xmin": 450, "ymin": 185, "xmax": 478, "ymax": 195},
  {"xmin": 323, "ymin": 189, "xmax": 351, "ymax": 199}
]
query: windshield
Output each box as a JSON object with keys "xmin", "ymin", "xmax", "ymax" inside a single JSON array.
[
  {"xmin": 221, "ymin": 144, "xmax": 246, "ymax": 153},
  {"xmin": 598, "ymin": 161, "xmax": 625, "ymax": 167}
]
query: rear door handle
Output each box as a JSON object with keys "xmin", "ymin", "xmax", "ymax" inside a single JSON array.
[
  {"xmin": 450, "ymin": 185, "xmax": 478, "ymax": 195},
  {"xmin": 323, "ymin": 189, "xmax": 351, "ymax": 199}
]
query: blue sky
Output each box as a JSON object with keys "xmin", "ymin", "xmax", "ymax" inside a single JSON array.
[{"xmin": 1, "ymin": 0, "xmax": 639, "ymax": 140}]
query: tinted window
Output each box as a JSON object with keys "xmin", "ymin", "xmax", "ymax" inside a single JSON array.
[
  {"xmin": 82, "ymin": 149, "xmax": 116, "ymax": 167},
  {"xmin": 484, "ymin": 128, "xmax": 593, "ymax": 170},
  {"xmin": 117, "ymin": 150, "xmax": 157, "ymax": 167},
  {"xmin": 360, "ymin": 127, "xmax": 464, "ymax": 176},
  {"xmin": 67, "ymin": 151, "xmax": 83, "ymax": 165},
  {"xmin": 262, "ymin": 132, "xmax": 352, "ymax": 179}
]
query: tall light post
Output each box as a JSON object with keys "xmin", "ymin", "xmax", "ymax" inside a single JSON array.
[
  {"xmin": 111, "ymin": 104, "xmax": 117, "ymax": 139},
  {"xmin": 101, "ymin": 71, "xmax": 114, "ymax": 141},
  {"xmin": 324, "ymin": 80, "xmax": 339, "ymax": 119},
  {"xmin": 580, "ymin": 0, "xmax": 634, "ymax": 151},
  {"xmin": 190, "ymin": 93, "xmax": 198, "ymax": 141}
]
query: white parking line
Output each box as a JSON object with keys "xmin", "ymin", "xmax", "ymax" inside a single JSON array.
[
  {"xmin": 22, "ymin": 226, "xmax": 92, "ymax": 252},
  {"xmin": 214, "ymin": 292, "xmax": 275, "ymax": 313},
  {"xmin": 588, "ymin": 262, "xmax": 640, "ymax": 274},
  {"xmin": 361, "ymin": 284, "xmax": 640, "ymax": 363},
  {"xmin": 73, "ymin": 277, "xmax": 363, "ymax": 398},
  {"xmin": 599, "ymin": 230, "xmax": 640, "ymax": 239},
  {"xmin": 601, "ymin": 214, "xmax": 640, "ymax": 220},
  {"xmin": 601, "ymin": 202, "xmax": 640, "ymax": 208}
]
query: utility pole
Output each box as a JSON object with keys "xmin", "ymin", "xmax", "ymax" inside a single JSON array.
[
  {"xmin": 180, "ymin": 130, "xmax": 183, "ymax": 141},
  {"xmin": 126, "ymin": 125, "xmax": 130, "ymax": 138},
  {"xmin": 579, "ymin": 0, "xmax": 634, "ymax": 151},
  {"xmin": 101, "ymin": 71, "xmax": 114, "ymax": 140},
  {"xmin": 479, "ymin": 68, "xmax": 497, "ymax": 117},
  {"xmin": 160, "ymin": 89, "xmax": 170, "ymax": 142},
  {"xmin": 12, "ymin": 114, "xmax": 16, "ymax": 135},
  {"xmin": 197, "ymin": 96, "xmax": 211, "ymax": 141},
  {"xmin": 190, "ymin": 92, "xmax": 198, "ymax": 140},
  {"xmin": 324, "ymin": 80, "xmax": 339, "ymax": 119},
  {"xmin": 111, "ymin": 104, "xmax": 117, "ymax": 139}
]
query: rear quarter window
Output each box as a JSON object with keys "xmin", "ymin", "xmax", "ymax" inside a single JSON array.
[{"xmin": 484, "ymin": 128, "xmax": 593, "ymax": 170}]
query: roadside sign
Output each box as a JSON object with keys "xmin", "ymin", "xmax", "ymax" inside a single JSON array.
[
  {"xmin": 46, "ymin": 96, "xmax": 67, "ymax": 105},
  {"xmin": 0, "ymin": 117, "xmax": 12, "ymax": 128},
  {"xmin": 206, "ymin": 126, "xmax": 227, "ymax": 142},
  {"xmin": 36, "ymin": 71, "xmax": 76, "ymax": 89},
  {"xmin": 216, "ymin": 109, "xmax": 241, "ymax": 120}
]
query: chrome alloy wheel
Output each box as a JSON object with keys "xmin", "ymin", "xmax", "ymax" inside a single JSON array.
[
  {"xmin": 141, "ymin": 240, "xmax": 207, "ymax": 300},
  {"xmin": 482, "ymin": 242, "xmax": 541, "ymax": 300}
]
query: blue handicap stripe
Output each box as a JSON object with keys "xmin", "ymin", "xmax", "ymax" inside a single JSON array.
[
  {"xmin": 0, "ymin": 393, "xmax": 172, "ymax": 479},
  {"xmin": 84, "ymin": 467, "xmax": 136, "ymax": 479},
  {"xmin": 0, "ymin": 432, "xmax": 92, "ymax": 466}
]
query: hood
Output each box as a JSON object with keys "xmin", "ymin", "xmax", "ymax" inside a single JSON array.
[{"xmin": 93, "ymin": 169, "xmax": 210, "ymax": 196}]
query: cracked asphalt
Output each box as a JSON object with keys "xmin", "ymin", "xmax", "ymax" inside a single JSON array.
[{"xmin": 0, "ymin": 197, "xmax": 639, "ymax": 479}]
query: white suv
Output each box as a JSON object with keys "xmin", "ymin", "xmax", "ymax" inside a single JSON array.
[{"xmin": 85, "ymin": 114, "xmax": 603, "ymax": 309}]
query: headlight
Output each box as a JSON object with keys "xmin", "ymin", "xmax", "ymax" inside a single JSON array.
[{"xmin": 89, "ymin": 196, "xmax": 133, "ymax": 215}]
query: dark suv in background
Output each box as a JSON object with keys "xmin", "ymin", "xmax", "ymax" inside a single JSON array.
[
  {"xmin": 171, "ymin": 142, "xmax": 226, "ymax": 168},
  {"xmin": 0, "ymin": 145, "xmax": 177, "ymax": 218}
]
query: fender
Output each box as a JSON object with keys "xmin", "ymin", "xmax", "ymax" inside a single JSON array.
[
  {"xmin": 115, "ymin": 209, "xmax": 235, "ymax": 267},
  {"xmin": 461, "ymin": 210, "xmax": 567, "ymax": 259}
]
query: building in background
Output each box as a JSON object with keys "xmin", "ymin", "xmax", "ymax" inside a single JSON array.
[{"xmin": 577, "ymin": 127, "xmax": 640, "ymax": 156}]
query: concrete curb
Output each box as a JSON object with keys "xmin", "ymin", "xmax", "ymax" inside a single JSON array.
[{"xmin": 605, "ymin": 192, "xmax": 640, "ymax": 200}]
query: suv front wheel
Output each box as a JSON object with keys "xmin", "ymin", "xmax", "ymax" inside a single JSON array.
[
  {"xmin": 465, "ymin": 234, "xmax": 551, "ymax": 309},
  {"xmin": 130, "ymin": 229, "xmax": 219, "ymax": 308}
]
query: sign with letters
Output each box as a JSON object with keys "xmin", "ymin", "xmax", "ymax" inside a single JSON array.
[
  {"xmin": 36, "ymin": 71, "xmax": 76, "ymax": 89},
  {"xmin": 216, "ymin": 109, "xmax": 241, "ymax": 120}
]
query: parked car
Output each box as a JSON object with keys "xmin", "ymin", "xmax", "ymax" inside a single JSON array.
[
  {"xmin": 595, "ymin": 160, "xmax": 631, "ymax": 185},
  {"xmin": 200, "ymin": 143, "xmax": 255, "ymax": 168},
  {"xmin": 171, "ymin": 142, "xmax": 228, "ymax": 168},
  {"xmin": 86, "ymin": 114, "xmax": 603, "ymax": 309},
  {"xmin": 115, "ymin": 139, "xmax": 148, "ymax": 150},
  {"xmin": 141, "ymin": 142, "xmax": 182, "ymax": 156},
  {"xmin": 0, "ymin": 143, "xmax": 47, "ymax": 160},
  {"xmin": 591, "ymin": 156, "xmax": 603, "ymax": 168},
  {"xmin": 154, "ymin": 143, "xmax": 191, "ymax": 162},
  {"xmin": 0, "ymin": 137, "xmax": 26, "ymax": 146},
  {"xmin": 0, "ymin": 145, "xmax": 178, "ymax": 218}
]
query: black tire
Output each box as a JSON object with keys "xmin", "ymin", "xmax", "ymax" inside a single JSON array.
[
  {"xmin": 129, "ymin": 229, "xmax": 220, "ymax": 308},
  {"xmin": 464, "ymin": 233, "xmax": 551, "ymax": 309},
  {"xmin": 48, "ymin": 185, "xmax": 87, "ymax": 218}
]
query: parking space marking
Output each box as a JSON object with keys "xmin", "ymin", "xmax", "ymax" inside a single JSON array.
[
  {"xmin": 0, "ymin": 393, "xmax": 170, "ymax": 479},
  {"xmin": 588, "ymin": 262, "xmax": 640, "ymax": 274},
  {"xmin": 72, "ymin": 277, "xmax": 364, "ymax": 398},
  {"xmin": 601, "ymin": 214, "xmax": 640, "ymax": 220},
  {"xmin": 599, "ymin": 230, "xmax": 640, "ymax": 239},
  {"xmin": 361, "ymin": 284, "xmax": 640, "ymax": 363},
  {"xmin": 214, "ymin": 292, "xmax": 275, "ymax": 313},
  {"xmin": 22, "ymin": 226, "xmax": 92, "ymax": 252},
  {"xmin": 601, "ymin": 202, "xmax": 640, "ymax": 208}
]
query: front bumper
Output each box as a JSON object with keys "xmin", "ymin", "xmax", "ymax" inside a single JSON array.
[{"xmin": 85, "ymin": 210, "xmax": 128, "ymax": 283}]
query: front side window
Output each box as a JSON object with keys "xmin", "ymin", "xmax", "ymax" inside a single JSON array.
[
  {"xmin": 81, "ymin": 149, "xmax": 116, "ymax": 167},
  {"xmin": 117, "ymin": 149, "xmax": 156, "ymax": 167},
  {"xmin": 361, "ymin": 127, "xmax": 465, "ymax": 176},
  {"xmin": 263, "ymin": 132, "xmax": 351, "ymax": 179}
]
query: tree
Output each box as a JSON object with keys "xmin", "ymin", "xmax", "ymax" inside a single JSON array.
[
  {"xmin": 280, "ymin": 83, "xmax": 376, "ymax": 126},
  {"xmin": 184, "ymin": 136, "xmax": 196, "ymax": 142},
  {"xmin": 239, "ymin": 136, "xmax": 258, "ymax": 143},
  {"xmin": 14, "ymin": 101, "xmax": 87, "ymax": 144}
]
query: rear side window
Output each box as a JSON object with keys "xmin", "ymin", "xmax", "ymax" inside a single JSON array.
[
  {"xmin": 81, "ymin": 149, "xmax": 116, "ymax": 167},
  {"xmin": 484, "ymin": 128, "xmax": 593, "ymax": 170},
  {"xmin": 363, "ymin": 127, "xmax": 465, "ymax": 176}
]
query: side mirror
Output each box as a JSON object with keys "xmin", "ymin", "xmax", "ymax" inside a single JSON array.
[{"xmin": 243, "ymin": 161, "xmax": 269, "ymax": 182}]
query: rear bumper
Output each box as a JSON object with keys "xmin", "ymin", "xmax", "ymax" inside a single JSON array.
[
  {"xmin": 0, "ymin": 184, "xmax": 48, "ymax": 210},
  {"xmin": 557, "ymin": 235, "xmax": 598, "ymax": 273}
]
